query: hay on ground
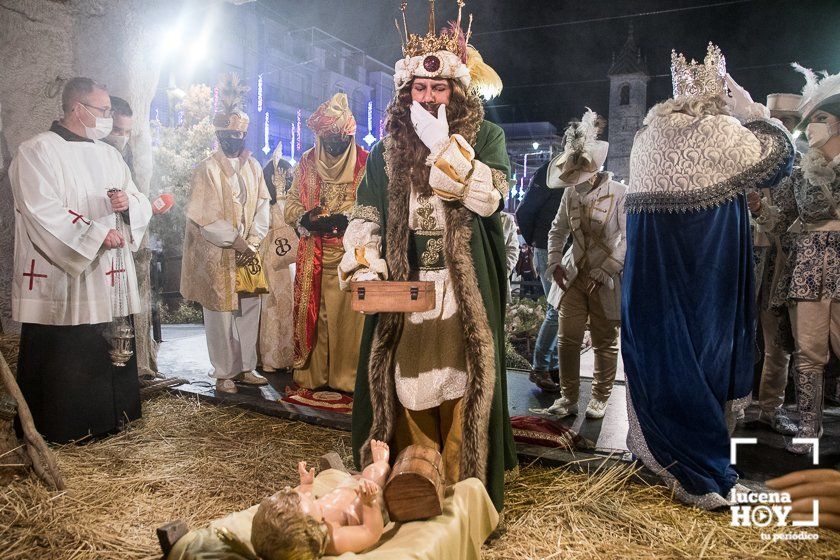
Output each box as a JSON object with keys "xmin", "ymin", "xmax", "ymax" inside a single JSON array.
[
  {"xmin": 0, "ymin": 394, "xmax": 351, "ymax": 560},
  {"xmin": 1, "ymin": 394, "xmax": 838, "ymax": 560},
  {"xmin": 485, "ymin": 459, "xmax": 840, "ymax": 559}
]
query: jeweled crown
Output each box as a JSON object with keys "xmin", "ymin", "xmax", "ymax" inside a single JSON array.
[
  {"xmin": 670, "ymin": 42, "xmax": 727, "ymax": 99},
  {"xmin": 398, "ymin": 1, "xmax": 471, "ymax": 60}
]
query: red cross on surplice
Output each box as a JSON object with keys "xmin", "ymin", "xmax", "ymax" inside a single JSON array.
[
  {"xmin": 68, "ymin": 209, "xmax": 91, "ymax": 225},
  {"xmin": 105, "ymin": 260, "xmax": 126, "ymax": 287},
  {"xmin": 22, "ymin": 259, "xmax": 47, "ymax": 291}
]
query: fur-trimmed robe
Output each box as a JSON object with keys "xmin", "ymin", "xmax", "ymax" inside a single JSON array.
[{"xmin": 351, "ymin": 121, "xmax": 517, "ymax": 512}]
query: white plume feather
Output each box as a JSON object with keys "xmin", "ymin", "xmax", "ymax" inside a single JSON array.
[
  {"xmin": 562, "ymin": 108, "xmax": 601, "ymax": 158},
  {"xmin": 792, "ymin": 62, "xmax": 819, "ymax": 100},
  {"xmin": 581, "ymin": 107, "xmax": 598, "ymax": 132}
]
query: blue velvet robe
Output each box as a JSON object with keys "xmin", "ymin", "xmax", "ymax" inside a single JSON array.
[{"xmin": 621, "ymin": 117, "xmax": 793, "ymax": 509}]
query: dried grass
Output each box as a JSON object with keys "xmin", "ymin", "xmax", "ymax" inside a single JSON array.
[
  {"xmin": 0, "ymin": 394, "xmax": 351, "ymax": 560},
  {"xmin": 1, "ymin": 394, "xmax": 838, "ymax": 560},
  {"xmin": 485, "ymin": 458, "xmax": 840, "ymax": 559}
]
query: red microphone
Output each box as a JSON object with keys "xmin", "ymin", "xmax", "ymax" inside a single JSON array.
[{"xmin": 152, "ymin": 193, "xmax": 175, "ymax": 215}]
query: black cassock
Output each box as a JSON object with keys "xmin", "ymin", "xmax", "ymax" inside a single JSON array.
[{"xmin": 15, "ymin": 321, "xmax": 140, "ymax": 444}]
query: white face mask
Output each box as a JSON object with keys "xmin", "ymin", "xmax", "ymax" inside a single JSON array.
[
  {"xmin": 805, "ymin": 121, "xmax": 838, "ymax": 149},
  {"xmin": 78, "ymin": 103, "xmax": 113, "ymax": 140},
  {"xmin": 105, "ymin": 135, "xmax": 129, "ymax": 153}
]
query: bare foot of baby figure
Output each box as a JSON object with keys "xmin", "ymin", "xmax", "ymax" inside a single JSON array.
[{"xmin": 251, "ymin": 439, "xmax": 391, "ymax": 559}]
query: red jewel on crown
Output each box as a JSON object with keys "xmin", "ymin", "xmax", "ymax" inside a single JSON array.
[{"xmin": 423, "ymin": 55, "xmax": 441, "ymax": 72}]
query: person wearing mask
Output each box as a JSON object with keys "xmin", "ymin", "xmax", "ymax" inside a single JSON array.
[
  {"xmin": 10, "ymin": 77, "xmax": 152, "ymax": 443},
  {"xmin": 180, "ymin": 74, "xmax": 270, "ymax": 394},
  {"xmin": 753, "ymin": 66, "xmax": 840, "ymax": 454},
  {"xmin": 544, "ymin": 109, "xmax": 626, "ymax": 420},
  {"xmin": 285, "ymin": 93, "xmax": 368, "ymax": 392},
  {"xmin": 103, "ymin": 95, "xmax": 133, "ymax": 165}
]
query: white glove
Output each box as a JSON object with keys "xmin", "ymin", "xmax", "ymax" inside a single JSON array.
[
  {"xmin": 724, "ymin": 74, "xmax": 768, "ymax": 121},
  {"xmin": 410, "ymin": 101, "xmax": 450, "ymax": 153}
]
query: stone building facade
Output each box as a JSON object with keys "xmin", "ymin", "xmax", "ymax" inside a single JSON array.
[
  {"xmin": 152, "ymin": 2, "xmax": 395, "ymax": 165},
  {"xmin": 606, "ymin": 25, "xmax": 649, "ymax": 182}
]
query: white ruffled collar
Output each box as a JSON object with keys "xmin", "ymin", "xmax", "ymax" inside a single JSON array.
[{"xmin": 801, "ymin": 149, "xmax": 840, "ymax": 187}]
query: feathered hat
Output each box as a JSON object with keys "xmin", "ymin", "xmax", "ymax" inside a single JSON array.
[
  {"xmin": 547, "ymin": 108, "xmax": 609, "ymax": 188},
  {"xmin": 792, "ymin": 63, "xmax": 840, "ymax": 127},
  {"xmin": 213, "ymin": 73, "xmax": 250, "ymax": 133},
  {"xmin": 393, "ymin": 1, "xmax": 502, "ymax": 100}
]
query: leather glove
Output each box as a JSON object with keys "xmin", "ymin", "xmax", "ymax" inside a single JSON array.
[
  {"xmin": 231, "ymin": 235, "xmax": 251, "ymax": 253},
  {"xmin": 299, "ymin": 207, "xmax": 327, "ymax": 233},
  {"xmin": 235, "ymin": 245, "xmax": 257, "ymax": 267},
  {"xmin": 410, "ymin": 101, "xmax": 449, "ymax": 153},
  {"xmin": 323, "ymin": 214, "xmax": 349, "ymax": 236}
]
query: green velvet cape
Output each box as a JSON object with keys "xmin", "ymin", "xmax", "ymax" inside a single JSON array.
[{"xmin": 351, "ymin": 121, "xmax": 518, "ymax": 512}]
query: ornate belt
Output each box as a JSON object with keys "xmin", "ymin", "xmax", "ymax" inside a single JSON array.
[{"xmin": 409, "ymin": 230, "xmax": 445, "ymax": 271}]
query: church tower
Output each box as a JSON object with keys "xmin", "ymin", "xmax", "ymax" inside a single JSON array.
[{"xmin": 606, "ymin": 24, "xmax": 648, "ymax": 182}]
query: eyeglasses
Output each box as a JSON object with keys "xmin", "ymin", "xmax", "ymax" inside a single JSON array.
[{"xmin": 79, "ymin": 102, "xmax": 113, "ymax": 118}]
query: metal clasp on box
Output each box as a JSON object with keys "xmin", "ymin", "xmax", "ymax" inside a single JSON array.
[
  {"xmin": 357, "ymin": 287, "xmax": 365, "ymax": 300},
  {"xmin": 410, "ymin": 286, "xmax": 419, "ymax": 300}
]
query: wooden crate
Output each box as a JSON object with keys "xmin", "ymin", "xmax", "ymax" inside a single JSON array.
[{"xmin": 350, "ymin": 281, "xmax": 435, "ymax": 314}]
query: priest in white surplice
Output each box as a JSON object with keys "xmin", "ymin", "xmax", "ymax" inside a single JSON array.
[{"xmin": 9, "ymin": 77, "xmax": 152, "ymax": 444}]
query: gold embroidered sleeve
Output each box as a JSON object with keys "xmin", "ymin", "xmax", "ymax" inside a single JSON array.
[
  {"xmin": 349, "ymin": 204, "xmax": 380, "ymax": 225},
  {"xmin": 284, "ymin": 164, "xmax": 306, "ymax": 226},
  {"xmin": 491, "ymin": 168, "xmax": 510, "ymax": 199}
]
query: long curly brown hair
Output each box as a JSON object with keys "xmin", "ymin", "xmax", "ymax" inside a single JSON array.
[{"xmin": 385, "ymin": 79, "xmax": 484, "ymax": 196}]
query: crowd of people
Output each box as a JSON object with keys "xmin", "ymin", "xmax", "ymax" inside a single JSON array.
[{"xmin": 7, "ymin": 2, "xmax": 840, "ymax": 546}]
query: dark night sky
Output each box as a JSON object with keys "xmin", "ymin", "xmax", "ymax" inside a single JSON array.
[{"xmin": 267, "ymin": 0, "xmax": 840, "ymax": 129}]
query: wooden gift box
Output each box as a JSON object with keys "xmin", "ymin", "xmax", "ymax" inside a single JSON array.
[
  {"xmin": 349, "ymin": 281, "xmax": 435, "ymax": 314},
  {"xmin": 383, "ymin": 445, "xmax": 445, "ymax": 522}
]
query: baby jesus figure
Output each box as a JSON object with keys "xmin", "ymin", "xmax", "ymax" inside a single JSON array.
[{"xmin": 251, "ymin": 440, "xmax": 391, "ymax": 559}]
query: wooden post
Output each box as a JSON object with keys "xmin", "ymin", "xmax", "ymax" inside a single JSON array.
[{"xmin": 0, "ymin": 349, "xmax": 64, "ymax": 490}]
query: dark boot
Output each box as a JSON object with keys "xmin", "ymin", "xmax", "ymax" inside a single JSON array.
[
  {"xmin": 786, "ymin": 368, "xmax": 824, "ymax": 455},
  {"xmin": 529, "ymin": 370, "xmax": 561, "ymax": 393}
]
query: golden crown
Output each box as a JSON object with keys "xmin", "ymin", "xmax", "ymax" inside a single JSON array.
[
  {"xmin": 397, "ymin": 1, "xmax": 471, "ymax": 59},
  {"xmin": 670, "ymin": 42, "xmax": 727, "ymax": 99}
]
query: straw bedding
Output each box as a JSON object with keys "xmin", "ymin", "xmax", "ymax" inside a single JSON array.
[{"xmin": 1, "ymin": 394, "xmax": 838, "ymax": 559}]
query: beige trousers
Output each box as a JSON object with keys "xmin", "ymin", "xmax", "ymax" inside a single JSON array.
[
  {"xmin": 557, "ymin": 278, "xmax": 620, "ymax": 403},
  {"xmin": 790, "ymin": 298, "xmax": 840, "ymax": 374},
  {"xmin": 758, "ymin": 307, "xmax": 792, "ymax": 412},
  {"xmin": 293, "ymin": 245, "xmax": 365, "ymax": 392},
  {"xmin": 395, "ymin": 397, "xmax": 464, "ymax": 486}
]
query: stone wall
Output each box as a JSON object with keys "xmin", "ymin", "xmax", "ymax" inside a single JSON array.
[{"xmin": 0, "ymin": 0, "xmax": 76, "ymax": 331}]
